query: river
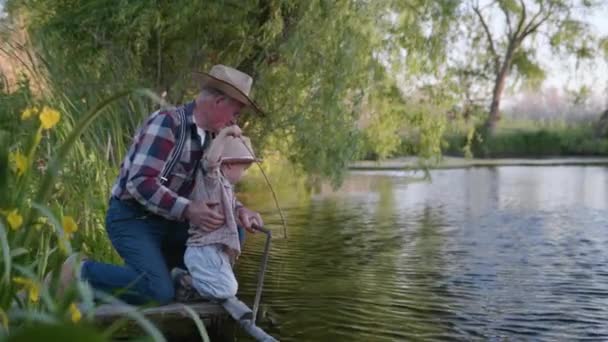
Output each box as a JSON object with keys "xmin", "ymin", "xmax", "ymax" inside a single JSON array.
[{"xmin": 235, "ymin": 166, "xmax": 608, "ymax": 341}]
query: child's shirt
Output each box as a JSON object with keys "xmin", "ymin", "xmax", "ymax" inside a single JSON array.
[{"xmin": 187, "ymin": 159, "xmax": 241, "ymax": 259}]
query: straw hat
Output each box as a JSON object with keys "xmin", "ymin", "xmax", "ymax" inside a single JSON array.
[
  {"xmin": 221, "ymin": 136, "xmax": 260, "ymax": 164},
  {"xmin": 193, "ymin": 64, "xmax": 264, "ymax": 115}
]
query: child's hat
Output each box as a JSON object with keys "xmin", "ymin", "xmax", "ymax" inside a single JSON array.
[{"xmin": 222, "ymin": 136, "xmax": 260, "ymax": 163}]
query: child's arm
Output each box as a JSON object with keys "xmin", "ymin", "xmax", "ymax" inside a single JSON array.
[{"xmin": 203, "ymin": 125, "xmax": 242, "ymax": 170}]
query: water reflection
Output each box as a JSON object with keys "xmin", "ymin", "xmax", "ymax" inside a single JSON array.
[{"xmin": 236, "ymin": 166, "xmax": 608, "ymax": 341}]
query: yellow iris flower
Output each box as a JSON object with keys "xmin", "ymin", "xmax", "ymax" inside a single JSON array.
[
  {"xmin": 12, "ymin": 277, "xmax": 40, "ymax": 303},
  {"xmin": 9, "ymin": 151, "xmax": 28, "ymax": 177},
  {"xmin": 69, "ymin": 303, "xmax": 82, "ymax": 323},
  {"xmin": 62, "ymin": 215, "xmax": 78, "ymax": 238},
  {"xmin": 6, "ymin": 209, "xmax": 23, "ymax": 231},
  {"xmin": 39, "ymin": 107, "xmax": 61, "ymax": 130}
]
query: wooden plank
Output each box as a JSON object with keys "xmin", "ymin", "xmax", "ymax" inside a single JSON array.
[
  {"xmin": 93, "ymin": 302, "xmax": 232, "ymax": 339},
  {"xmin": 95, "ymin": 302, "xmax": 226, "ymax": 321}
]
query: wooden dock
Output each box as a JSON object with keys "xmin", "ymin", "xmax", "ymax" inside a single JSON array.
[{"xmin": 94, "ymin": 301, "xmax": 233, "ymax": 340}]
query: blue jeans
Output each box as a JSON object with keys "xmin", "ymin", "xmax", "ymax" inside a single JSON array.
[{"xmin": 81, "ymin": 198, "xmax": 189, "ymax": 305}]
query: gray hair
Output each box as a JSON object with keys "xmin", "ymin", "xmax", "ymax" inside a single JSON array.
[
  {"xmin": 199, "ymin": 87, "xmax": 224, "ymax": 99},
  {"xmin": 197, "ymin": 86, "xmax": 241, "ymax": 107}
]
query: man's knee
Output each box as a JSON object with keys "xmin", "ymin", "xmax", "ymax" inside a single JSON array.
[{"xmin": 148, "ymin": 279, "xmax": 175, "ymax": 305}]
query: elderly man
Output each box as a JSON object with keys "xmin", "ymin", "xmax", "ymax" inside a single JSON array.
[{"xmin": 71, "ymin": 65, "xmax": 264, "ymax": 304}]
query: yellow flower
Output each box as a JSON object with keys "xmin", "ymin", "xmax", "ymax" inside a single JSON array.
[
  {"xmin": 62, "ymin": 216, "xmax": 78, "ymax": 238},
  {"xmin": 12, "ymin": 277, "xmax": 39, "ymax": 303},
  {"xmin": 21, "ymin": 107, "xmax": 37, "ymax": 120},
  {"xmin": 6, "ymin": 209, "xmax": 23, "ymax": 231},
  {"xmin": 29, "ymin": 283, "xmax": 40, "ymax": 303},
  {"xmin": 69, "ymin": 303, "xmax": 82, "ymax": 323},
  {"xmin": 39, "ymin": 107, "xmax": 61, "ymax": 130},
  {"xmin": 9, "ymin": 151, "xmax": 28, "ymax": 177}
]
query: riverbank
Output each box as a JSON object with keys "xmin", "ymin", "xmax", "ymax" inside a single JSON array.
[{"xmin": 350, "ymin": 156, "xmax": 608, "ymax": 170}]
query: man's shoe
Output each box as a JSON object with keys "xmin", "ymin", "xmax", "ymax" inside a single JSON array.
[{"xmin": 171, "ymin": 267, "xmax": 205, "ymax": 303}]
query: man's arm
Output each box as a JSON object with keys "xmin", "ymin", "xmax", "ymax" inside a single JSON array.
[{"xmin": 125, "ymin": 112, "xmax": 190, "ymax": 220}]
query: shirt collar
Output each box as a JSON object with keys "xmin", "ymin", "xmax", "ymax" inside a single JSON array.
[
  {"xmin": 186, "ymin": 101, "xmax": 209, "ymax": 148},
  {"xmin": 184, "ymin": 100, "xmax": 196, "ymax": 127}
]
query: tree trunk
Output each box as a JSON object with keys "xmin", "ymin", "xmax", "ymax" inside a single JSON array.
[
  {"xmin": 484, "ymin": 70, "xmax": 507, "ymax": 135},
  {"xmin": 484, "ymin": 46, "xmax": 516, "ymax": 136}
]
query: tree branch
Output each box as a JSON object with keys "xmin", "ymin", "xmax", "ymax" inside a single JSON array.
[
  {"xmin": 472, "ymin": 4, "xmax": 500, "ymax": 73},
  {"xmin": 521, "ymin": 2, "xmax": 555, "ymax": 39},
  {"xmin": 498, "ymin": 0, "xmax": 513, "ymax": 38},
  {"xmin": 513, "ymin": 0, "xmax": 527, "ymax": 38}
]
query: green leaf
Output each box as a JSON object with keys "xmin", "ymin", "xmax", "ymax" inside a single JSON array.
[
  {"xmin": 511, "ymin": 50, "xmax": 546, "ymax": 85},
  {"xmin": 0, "ymin": 221, "xmax": 10, "ymax": 284},
  {"xmin": 8, "ymin": 323, "xmax": 107, "ymax": 342}
]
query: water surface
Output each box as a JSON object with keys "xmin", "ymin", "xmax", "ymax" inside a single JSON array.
[{"xmin": 236, "ymin": 166, "xmax": 608, "ymax": 341}]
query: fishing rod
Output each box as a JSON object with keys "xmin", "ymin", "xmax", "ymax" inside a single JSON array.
[
  {"xmin": 250, "ymin": 223, "xmax": 271, "ymax": 325},
  {"xmin": 237, "ymin": 135, "xmax": 288, "ymax": 239}
]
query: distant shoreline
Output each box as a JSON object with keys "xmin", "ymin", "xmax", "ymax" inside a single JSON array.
[{"xmin": 349, "ymin": 156, "xmax": 608, "ymax": 171}]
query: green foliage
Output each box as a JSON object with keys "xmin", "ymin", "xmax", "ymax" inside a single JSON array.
[
  {"xmin": 359, "ymin": 79, "xmax": 406, "ymax": 160},
  {"xmin": 511, "ymin": 50, "xmax": 546, "ymax": 88},
  {"xmin": 550, "ymin": 19, "xmax": 588, "ymax": 52},
  {"xmin": 4, "ymin": 0, "xmax": 459, "ymax": 185},
  {"xmin": 498, "ymin": 0, "xmax": 521, "ymax": 14},
  {"xmin": 0, "ymin": 77, "xmax": 32, "ymax": 134},
  {"xmin": 444, "ymin": 121, "xmax": 608, "ymax": 158},
  {"xmin": 362, "ymin": 113, "xmax": 403, "ymax": 161},
  {"xmin": 8, "ymin": 323, "xmax": 107, "ymax": 342}
]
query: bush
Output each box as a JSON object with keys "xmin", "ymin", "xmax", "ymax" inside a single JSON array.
[{"xmin": 442, "ymin": 123, "xmax": 608, "ymax": 158}]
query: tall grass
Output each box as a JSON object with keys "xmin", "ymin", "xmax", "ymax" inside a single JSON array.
[{"xmin": 0, "ymin": 81, "xmax": 211, "ymax": 340}]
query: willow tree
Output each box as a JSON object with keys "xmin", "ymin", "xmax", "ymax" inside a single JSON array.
[
  {"xmin": 5, "ymin": 0, "xmax": 458, "ymax": 184},
  {"xmin": 460, "ymin": 0, "xmax": 602, "ymax": 135}
]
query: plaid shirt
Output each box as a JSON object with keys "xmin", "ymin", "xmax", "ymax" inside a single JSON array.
[{"xmin": 111, "ymin": 101, "xmax": 207, "ymax": 220}]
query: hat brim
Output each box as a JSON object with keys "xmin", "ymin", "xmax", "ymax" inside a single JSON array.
[
  {"xmin": 221, "ymin": 157, "xmax": 262, "ymax": 164},
  {"xmin": 193, "ymin": 71, "xmax": 265, "ymax": 116}
]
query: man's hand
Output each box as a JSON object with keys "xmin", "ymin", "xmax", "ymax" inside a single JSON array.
[
  {"xmin": 218, "ymin": 125, "xmax": 242, "ymax": 139},
  {"xmin": 185, "ymin": 200, "xmax": 225, "ymax": 230},
  {"xmin": 205, "ymin": 125, "xmax": 242, "ymax": 165},
  {"xmin": 236, "ymin": 206, "xmax": 263, "ymax": 233}
]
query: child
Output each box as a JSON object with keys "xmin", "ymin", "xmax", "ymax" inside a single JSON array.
[
  {"xmin": 176, "ymin": 127, "xmax": 279, "ymax": 341},
  {"xmin": 184, "ymin": 125, "xmax": 257, "ymax": 300}
]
